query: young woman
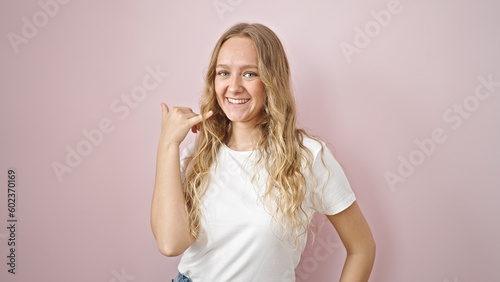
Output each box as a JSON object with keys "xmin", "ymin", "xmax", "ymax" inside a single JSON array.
[{"xmin": 151, "ymin": 23, "xmax": 375, "ymax": 282}]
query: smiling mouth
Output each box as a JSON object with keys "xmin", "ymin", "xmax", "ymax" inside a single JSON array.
[{"xmin": 227, "ymin": 98, "xmax": 250, "ymax": 104}]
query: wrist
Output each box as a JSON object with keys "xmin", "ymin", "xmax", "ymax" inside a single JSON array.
[
  {"xmin": 158, "ymin": 133, "xmax": 182, "ymax": 147},
  {"xmin": 158, "ymin": 141, "xmax": 181, "ymax": 151}
]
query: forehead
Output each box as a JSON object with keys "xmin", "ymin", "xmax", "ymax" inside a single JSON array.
[{"xmin": 216, "ymin": 36, "xmax": 258, "ymax": 65}]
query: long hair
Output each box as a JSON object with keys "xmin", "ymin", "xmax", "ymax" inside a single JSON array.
[{"xmin": 183, "ymin": 23, "xmax": 322, "ymax": 248}]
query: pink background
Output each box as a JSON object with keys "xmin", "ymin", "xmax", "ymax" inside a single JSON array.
[{"xmin": 1, "ymin": 0, "xmax": 499, "ymax": 281}]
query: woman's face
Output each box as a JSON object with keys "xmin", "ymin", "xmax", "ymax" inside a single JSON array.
[{"xmin": 214, "ymin": 36, "xmax": 266, "ymax": 126}]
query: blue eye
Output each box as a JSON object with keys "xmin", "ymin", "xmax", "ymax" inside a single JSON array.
[
  {"xmin": 244, "ymin": 72, "xmax": 257, "ymax": 78},
  {"xmin": 218, "ymin": 71, "xmax": 229, "ymax": 77}
]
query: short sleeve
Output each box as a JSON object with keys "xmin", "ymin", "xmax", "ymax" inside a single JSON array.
[
  {"xmin": 180, "ymin": 143, "xmax": 195, "ymax": 182},
  {"xmin": 180, "ymin": 143, "xmax": 195, "ymax": 168},
  {"xmin": 306, "ymin": 140, "xmax": 356, "ymax": 215}
]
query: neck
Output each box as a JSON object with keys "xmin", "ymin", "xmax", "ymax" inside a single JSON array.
[{"xmin": 226, "ymin": 122, "xmax": 261, "ymax": 151}]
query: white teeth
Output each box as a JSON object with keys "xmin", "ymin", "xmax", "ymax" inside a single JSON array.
[{"xmin": 227, "ymin": 98, "xmax": 250, "ymax": 104}]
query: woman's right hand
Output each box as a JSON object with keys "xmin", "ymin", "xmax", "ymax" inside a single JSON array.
[{"xmin": 158, "ymin": 103, "xmax": 213, "ymax": 146}]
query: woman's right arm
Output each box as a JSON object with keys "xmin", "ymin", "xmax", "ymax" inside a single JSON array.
[{"xmin": 151, "ymin": 103, "xmax": 212, "ymax": 257}]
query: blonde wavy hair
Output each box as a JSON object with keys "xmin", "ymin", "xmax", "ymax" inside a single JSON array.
[{"xmin": 183, "ymin": 23, "xmax": 325, "ymax": 248}]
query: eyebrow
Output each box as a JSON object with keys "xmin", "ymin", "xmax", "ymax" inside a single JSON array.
[{"xmin": 215, "ymin": 64, "xmax": 259, "ymax": 69}]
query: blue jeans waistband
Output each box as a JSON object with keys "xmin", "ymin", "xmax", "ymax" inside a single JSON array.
[{"xmin": 172, "ymin": 272, "xmax": 192, "ymax": 282}]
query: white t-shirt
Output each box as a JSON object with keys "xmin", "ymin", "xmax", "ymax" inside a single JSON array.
[{"xmin": 177, "ymin": 137, "xmax": 356, "ymax": 282}]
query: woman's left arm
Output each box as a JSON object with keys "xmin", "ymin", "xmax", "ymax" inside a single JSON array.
[{"xmin": 327, "ymin": 201, "xmax": 376, "ymax": 282}]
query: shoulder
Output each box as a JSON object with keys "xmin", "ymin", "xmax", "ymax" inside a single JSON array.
[
  {"xmin": 185, "ymin": 142, "xmax": 196, "ymax": 152},
  {"xmin": 180, "ymin": 143, "xmax": 196, "ymax": 159},
  {"xmin": 301, "ymin": 136, "xmax": 327, "ymax": 157},
  {"xmin": 301, "ymin": 136, "xmax": 343, "ymax": 174}
]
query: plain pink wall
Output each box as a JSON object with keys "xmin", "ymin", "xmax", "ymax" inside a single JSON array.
[{"xmin": 1, "ymin": 0, "xmax": 499, "ymax": 281}]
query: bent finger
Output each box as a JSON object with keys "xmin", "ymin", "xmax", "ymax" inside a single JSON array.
[
  {"xmin": 204, "ymin": 110, "xmax": 214, "ymax": 119},
  {"xmin": 188, "ymin": 110, "xmax": 213, "ymax": 127},
  {"xmin": 191, "ymin": 124, "xmax": 198, "ymax": 134}
]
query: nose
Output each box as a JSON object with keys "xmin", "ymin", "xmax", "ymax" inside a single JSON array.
[{"xmin": 228, "ymin": 75, "xmax": 243, "ymax": 94}]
